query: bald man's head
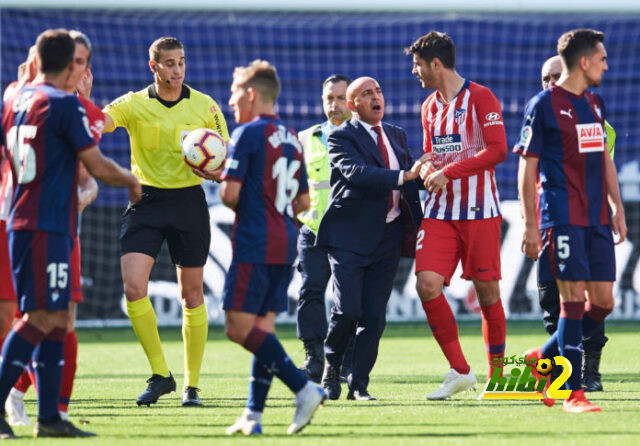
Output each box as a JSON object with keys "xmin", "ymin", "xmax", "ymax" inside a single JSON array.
[
  {"xmin": 346, "ymin": 76, "xmax": 376, "ymax": 101},
  {"xmin": 541, "ymin": 55, "xmax": 562, "ymax": 89},
  {"xmin": 346, "ymin": 76, "xmax": 384, "ymax": 125}
]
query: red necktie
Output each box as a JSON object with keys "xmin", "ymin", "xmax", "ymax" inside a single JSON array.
[
  {"xmin": 372, "ymin": 126, "xmax": 393, "ymax": 214},
  {"xmin": 372, "ymin": 125, "xmax": 390, "ymax": 168}
]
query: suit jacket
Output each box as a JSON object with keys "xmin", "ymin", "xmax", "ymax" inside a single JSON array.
[{"xmin": 315, "ymin": 118, "xmax": 423, "ymax": 257}]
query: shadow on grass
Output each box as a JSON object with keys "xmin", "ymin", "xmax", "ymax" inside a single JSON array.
[{"xmin": 76, "ymin": 320, "xmax": 640, "ymax": 343}]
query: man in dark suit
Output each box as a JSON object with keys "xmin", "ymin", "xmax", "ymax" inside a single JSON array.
[{"xmin": 316, "ymin": 76, "xmax": 423, "ymax": 401}]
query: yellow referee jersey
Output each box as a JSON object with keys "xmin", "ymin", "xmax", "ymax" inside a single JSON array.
[{"xmin": 104, "ymin": 84, "xmax": 229, "ymax": 189}]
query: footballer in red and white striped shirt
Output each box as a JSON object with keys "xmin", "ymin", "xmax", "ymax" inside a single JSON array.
[
  {"xmin": 405, "ymin": 32, "xmax": 508, "ymax": 400},
  {"xmin": 420, "ymin": 80, "xmax": 506, "ymax": 221}
]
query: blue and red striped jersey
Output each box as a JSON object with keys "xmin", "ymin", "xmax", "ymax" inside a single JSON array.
[
  {"xmin": 514, "ymin": 84, "xmax": 609, "ymax": 229},
  {"xmin": 1, "ymin": 83, "xmax": 95, "ymax": 236},
  {"xmin": 221, "ymin": 114, "xmax": 308, "ymax": 265}
]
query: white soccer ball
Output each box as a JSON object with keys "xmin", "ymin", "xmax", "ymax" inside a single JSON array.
[{"xmin": 182, "ymin": 128, "xmax": 226, "ymax": 172}]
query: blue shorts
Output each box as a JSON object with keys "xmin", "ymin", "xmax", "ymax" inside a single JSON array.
[
  {"xmin": 9, "ymin": 230, "xmax": 74, "ymax": 313},
  {"xmin": 538, "ymin": 225, "xmax": 615, "ymax": 282},
  {"xmin": 223, "ymin": 262, "xmax": 293, "ymax": 316}
]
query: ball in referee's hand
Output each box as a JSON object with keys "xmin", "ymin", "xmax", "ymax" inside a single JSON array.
[{"xmin": 182, "ymin": 128, "xmax": 227, "ymax": 172}]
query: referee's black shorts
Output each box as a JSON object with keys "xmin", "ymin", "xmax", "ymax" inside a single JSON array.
[{"xmin": 120, "ymin": 185, "xmax": 211, "ymax": 267}]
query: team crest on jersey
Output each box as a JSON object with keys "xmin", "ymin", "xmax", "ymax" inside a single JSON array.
[
  {"xmin": 519, "ymin": 125, "xmax": 533, "ymax": 149},
  {"xmin": 576, "ymin": 123, "xmax": 604, "ymax": 153},
  {"xmin": 454, "ymin": 109, "xmax": 466, "ymax": 125},
  {"xmin": 432, "ymin": 134, "xmax": 462, "ymax": 154},
  {"xmin": 593, "ymin": 105, "xmax": 602, "ymax": 119}
]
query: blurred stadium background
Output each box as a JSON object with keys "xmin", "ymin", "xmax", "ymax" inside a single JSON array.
[{"xmin": 1, "ymin": 3, "xmax": 639, "ymax": 325}]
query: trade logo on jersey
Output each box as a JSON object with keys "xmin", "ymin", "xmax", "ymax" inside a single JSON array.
[
  {"xmin": 454, "ymin": 109, "xmax": 466, "ymax": 125},
  {"xmin": 484, "ymin": 111, "xmax": 504, "ymax": 128},
  {"xmin": 518, "ymin": 125, "xmax": 533, "ymax": 149},
  {"xmin": 432, "ymin": 134, "xmax": 462, "ymax": 154},
  {"xmin": 576, "ymin": 123, "xmax": 604, "ymax": 153}
]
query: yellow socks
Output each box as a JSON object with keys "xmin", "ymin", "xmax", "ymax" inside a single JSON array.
[
  {"xmin": 182, "ymin": 304, "xmax": 208, "ymax": 388},
  {"xmin": 126, "ymin": 297, "xmax": 169, "ymax": 377}
]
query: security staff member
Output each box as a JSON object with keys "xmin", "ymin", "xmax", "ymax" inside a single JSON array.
[{"xmin": 296, "ymin": 75, "xmax": 352, "ymax": 383}]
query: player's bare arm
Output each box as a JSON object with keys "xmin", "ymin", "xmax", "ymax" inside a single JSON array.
[
  {"xmin": 518, "ymin": 155, "xmax": 541, "ymax": 260},
  {"xmin": 404, "ymin": 160, "xmax": 423, "ymax": 183},
  {"xmin": 77, "ymin": 162, "xmax": 99, "ymax": 213},
  {"xmin": 292, "ymin": 192, "xmax": 310, "ymax": 216},
  {"xmin": 603, "ymin": 152, "xmax": 627, "ymax": 244},
  {"xmin": 220, "ymin": 180, "xmax": 242, "ymax": 210},
  {"xmin": 101, "ymin": 113, "xmax": 116, "ymax": 133},
  {"xmin": 78, "ymin": 146, "xmax": 142, "ymax": 203}
]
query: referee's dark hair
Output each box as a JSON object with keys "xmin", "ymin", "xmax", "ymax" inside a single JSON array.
[
  {"xmin": 149, "ymin": 37, "xmax": 184, "ymax": 62},
  {"xmin": 322, "ymin": 74, "xmax": 352, "ymax": 89},
  {"xmin": 404, "ymin": 31, "xmax": 456, "ymax": 69},
  {"xmin": 35, "ymin": 29, "xmax": 75, "ymax": 75},
  {"xmin": 557, "ymin": 29, "xmax": 605, "ymax": 71}
]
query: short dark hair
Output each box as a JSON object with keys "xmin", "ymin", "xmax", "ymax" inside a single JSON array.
[
  {"xmin": 405, "ymin": 31, "xmax": 456, "ymax": 69},
  {"xmin": 557, "ymin": 29, "xmax": 605, "ymax": 71},
  {"xmin": 322, "ymin": 74, "xmax": 352, "ymax": 89},
  {"xmin": 233, "ymin": 59, "xmax": 281, "ymax": 103},
  {"xmin": 70, "ymin": 30, "xmax": 93, "ymax": 64},
  {"xmin": 149, "ymin": 37, "xmax": 184, "ymax": 62},
  {"xmin": 35, "ymin": 29, "xmax": 75, "ymax": 74}
]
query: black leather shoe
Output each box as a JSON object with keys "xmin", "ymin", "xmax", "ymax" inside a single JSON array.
[
  {"xmin": 0, "ymin": 417, "xmax": 16, "ymax": 439},
  {"xmin": 34, "ymin": 419, "xmax": 96, "ymax": 437},
  {"xmin": 300, "ymin": 341, "xmax": 324, "ymax": 383},
  {"xmin": 321, "ymin": 364, "xmax": 342, "ymax": 400},
  {"xmin": 182, "ymin": 386, "xmax": 203, "ymax": 407},
  {"xmin": 582, "ymin": 352, "xmax": 603, "ymax": 392},
  {"xmin": 346, "ymin": 389, "xmax": 376, "ymax": 401},
  {"xmin": 136, "ymin": 372, "xmax": 176, "ymax": 406}
]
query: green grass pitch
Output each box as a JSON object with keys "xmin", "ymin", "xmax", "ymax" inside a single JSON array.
[{"xmin": 11, "ymin": 321, "xmax": 640, "ymax": 445}]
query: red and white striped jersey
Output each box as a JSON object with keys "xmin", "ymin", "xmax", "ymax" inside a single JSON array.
[
  {"xmin": 0, "ymin": 161, "xmax": 12, "ymax": 222},
  {"xmin": 421, "ymin": 80, "xmax": 507, "ymax": 221}
]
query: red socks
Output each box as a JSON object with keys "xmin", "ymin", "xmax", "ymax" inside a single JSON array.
[
  {"xmin": 58, "ymin": 330, "xmax": 78, "ymax": 414},
  {"xmin": 14, "ymin": 370, "xmax": 32, "ymax": 393},
  {"xmin": 422, "ymin": 294, "xmax": 470, "ymax": 375},
  {"xmin": 480, "ymin": 300, "xmax": 506, "ymax": 378}
]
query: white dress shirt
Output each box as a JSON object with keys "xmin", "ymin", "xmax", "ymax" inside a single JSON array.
[{"xmin": 358, "ymin": 120, "xmax": 403, "ymax": 223}]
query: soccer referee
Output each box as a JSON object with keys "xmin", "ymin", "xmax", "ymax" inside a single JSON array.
[{"xmin": 101, "ymin": 36, "xmax": 229, "ymax": 407}]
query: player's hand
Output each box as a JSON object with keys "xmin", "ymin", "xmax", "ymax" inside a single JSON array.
[
  {"xmin": 419, "ymin": 162, "xmax": 437, "ymax": 180},
  {"xmin": 78, "ymin": 188, "xmax": 97, "ymax": 213},
  {"xmin": 191, "ymin": 166, "xmax": 223, "ymax": 182},
  {"xmin": 611, "ymin": 208, "xmax": 627, "ymax": 244},
  {"xmin": 418, "ymin": 153, "xmax": 440, "ymax": 179},
  {"xmin": 76, "ymin": 69, "xmax": 93, "ymax": 99},
  {"xmin": 425, "ymin": 169, "xmax": 449, "ymax": 193},
  {"xmin": 521, "ymin": 223, "xmax": 542, "ymax": 260},
  {"xmin": 404, "ymin": 160, "xmax": 423, "ymax": 182},
  {"xmin": 128, "ymin": 178, "xmax": 143, "ymax": 204}
]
